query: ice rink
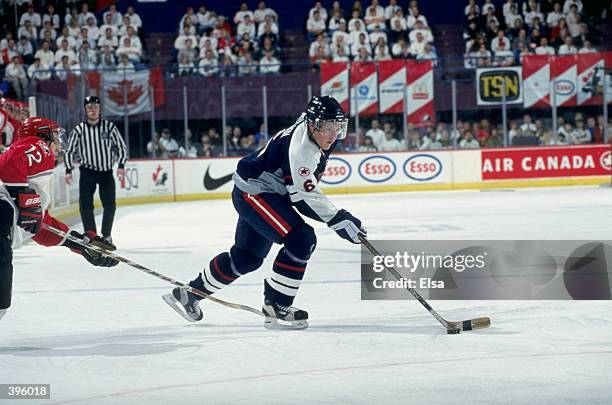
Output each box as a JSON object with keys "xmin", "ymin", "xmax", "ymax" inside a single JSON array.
[{"xmin": 2, "ymin": 186, "xmax": 612, "ymax": 404}]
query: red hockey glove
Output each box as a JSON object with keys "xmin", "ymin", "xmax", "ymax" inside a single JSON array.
[{"xmin": 17, "ymin": 188, "xmax": 43, "ymax": 234}]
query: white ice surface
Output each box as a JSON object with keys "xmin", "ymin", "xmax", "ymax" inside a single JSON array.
[{"xmin": 2, "ymin": 187, "xmax": 612, "ymax": 404}]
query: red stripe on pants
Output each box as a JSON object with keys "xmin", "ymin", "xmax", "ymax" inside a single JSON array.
[
  {"xmin": 253, "ymin": 194, "xmax": 293, "ymax": 232},
  {"xmin": 243, "ymin": 192, "xmax": 288, "ymax": 236}
]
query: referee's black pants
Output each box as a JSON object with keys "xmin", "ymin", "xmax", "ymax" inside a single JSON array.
[{"xmin": 79, "ymin": 167, "xmax": 116, "ymax": 238}]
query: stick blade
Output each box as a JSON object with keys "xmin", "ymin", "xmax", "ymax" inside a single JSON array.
[{"xmin": 447, "ymin": 317, "xmax": 491, "ymax": 332}]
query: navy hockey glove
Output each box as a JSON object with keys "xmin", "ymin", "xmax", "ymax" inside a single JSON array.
[
  {"xmin": 17, "ymin": 188, "xmax": 43, "ymax": 234},
  {"xmin": 64, "ymin": 231, "xmax": 119, "ymax": 268},
  {"xmin": 328, "ymin": 209, "xmax": 366, "ymax": 244}
]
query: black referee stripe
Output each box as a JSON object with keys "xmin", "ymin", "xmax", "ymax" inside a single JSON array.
[{"xmin": 92, "ymin": 126, "xmax": 102, "ymax": 169}]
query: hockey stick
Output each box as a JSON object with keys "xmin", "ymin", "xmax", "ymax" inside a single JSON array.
[
  {"xmin": 42, "ymin": 224, "xmax": 265, "ymax": 317},
  {"xmin": 359, "ymin": 235, "xmax": 491, "ymax": 334}
]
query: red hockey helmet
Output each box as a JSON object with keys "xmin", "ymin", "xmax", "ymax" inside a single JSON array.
[{"xmin": 17, "ymin": 117, "xmax": 66, "ymax": 148}]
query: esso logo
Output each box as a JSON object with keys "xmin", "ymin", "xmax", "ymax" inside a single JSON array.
[
  {"xmin": 403, "ymin": 154, "xmax": 442, "ymax": 181},
  {"xmin": 358, "ymin": 155, "xmax": 396, "ymax": 183},
  {"xmin": 600, "ymin": 151, "xmax": 611, "ymax": 171},
  {"xmin": 554, "ymin": 80, "xmax": 575, "ymax": 96},
  {"xmin": 321, "ymin": 157, "xmax": 352, "ymax": 185}
]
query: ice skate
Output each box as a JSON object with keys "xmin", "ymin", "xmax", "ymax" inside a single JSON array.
[
  {"xmin": 101, "ymin": 236, "xmax": 117, "ymax": 251},
  {"xmin": 163, "ymin": 287, "xmax": 203, "ymax": 323},
  {"xmin": 84, "ymin": 232, "xmax": 116, "ymax": 251},
  {"xmin": 262, "ymin": 299, "xmax": 309, "ymax": 330}
]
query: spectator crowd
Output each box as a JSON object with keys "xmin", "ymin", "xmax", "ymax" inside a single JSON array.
[
  {"xmin": 145, "ymin": 123, "xmax": 270, "ymax": 158},
  {"xmin": 347, "ymin": 112, "xmax": 610, "ymax": 155},
  {"xmin": 172, "ymin": 1, "xmax": 281, "ymax": 77},
  {"xmin": 306, "ymin": 0, "xmax": 438, "ymax": 66},
  {"xmin": 1, "ymin": 1, "xmax": 144, "ymax": 100},
  {"xmin": 463, "ymin": 0, "xmax": 605, "ymax": 68}
]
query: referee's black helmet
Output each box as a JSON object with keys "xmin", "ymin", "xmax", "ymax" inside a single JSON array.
[{"xmin": 84, "ymin": 96, "xmax": 101, "ymax": 107}]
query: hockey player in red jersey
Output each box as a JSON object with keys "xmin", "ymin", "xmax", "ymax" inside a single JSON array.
[{"xmin": 0, "ymin": 117, "xmax": 118, "ymax": 321}]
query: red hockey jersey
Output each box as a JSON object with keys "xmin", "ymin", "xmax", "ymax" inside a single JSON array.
[{"xmin": 0, "ymin": 135, "xmax": 69, "ymax": 247}]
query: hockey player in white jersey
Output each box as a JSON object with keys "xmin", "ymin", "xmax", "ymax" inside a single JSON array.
[{"xmin": 164, "ymin": 95, "xmax": 366, "ymax": 329}]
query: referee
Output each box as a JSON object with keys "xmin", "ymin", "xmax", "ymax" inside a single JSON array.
[{"xmin": 65, "ymin": 96, "xmax": 127, "ymax": 249}]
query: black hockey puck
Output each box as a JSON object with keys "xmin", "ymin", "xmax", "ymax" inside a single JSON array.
[{"xmin": 447, "ymin": 329, "xmax": 461, "ymax": 334}]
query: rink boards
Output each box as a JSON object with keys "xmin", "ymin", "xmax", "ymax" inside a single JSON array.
[{"xmin": 51, "ymin": 145, "xmax": 612, "ymax": 213}]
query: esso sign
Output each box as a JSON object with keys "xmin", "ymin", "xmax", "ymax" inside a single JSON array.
[
  {"xmin": 321, "ymin": 157, "xmax": 352, "ymax": 185},
  {"xmin": 358, "ymin": 155, "xmax": 396, "ymax": 183},
  {"xmin": 403, "ymin": 154, "xmax": 442, "ymax": 181},
  {"xmin": 554, "ymin": 80, "xmax": 575, "ymax": 96}
]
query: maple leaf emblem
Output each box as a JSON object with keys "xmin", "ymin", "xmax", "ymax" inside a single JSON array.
[
  {"xmin": 107, "ymin": 79, "xmax": 145, "ymax": 106},
  {"xmin": 152, "ymin": 164, "xmax": 162, "ymax": 183},
  {"xmin": 152, "ymin": 164, "xmax": 168, "ymax": 186}
]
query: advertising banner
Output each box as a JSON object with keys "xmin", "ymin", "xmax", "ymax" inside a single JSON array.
[
  {"xmin": 551, "ymin": 55, "xmax": 578, "ymax": 107},
  {"xmin": 481, "ymin": 145, "xmax": 612, "ymax": 180},
  {"xmin": 378, "ymin": 60, "xmax": 406, "ymax": 114},
  {"xmin": 406, "ymin": 60, "xmax": 434, "ymax": 126},
  {"xmin": 476, "ymin": 66, "xmax": 523, "ymax": 105},
  {"xmin": 350, "ymin": 62, "xmax": 378, "ymax": 116},
  {"xmin": 522, "ymin": 54, "xmax": 550, "ymax": 108},
  {"xmin": 320, "ymin": 62, "xmax": 350, "ymax": 112},
  {"xmin": 116, "ymin": 160, "xmax": 174, "ymax": 199}
]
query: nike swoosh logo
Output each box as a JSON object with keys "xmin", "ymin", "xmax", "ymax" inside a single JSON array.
[{"xmin": 203, "ymin": 166, "xmax": 234, "ymax": 190}]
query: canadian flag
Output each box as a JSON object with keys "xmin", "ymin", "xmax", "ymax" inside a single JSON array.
[{"xmin": 85, "ymin": 68, "xmax": 165, "ymax": 117}]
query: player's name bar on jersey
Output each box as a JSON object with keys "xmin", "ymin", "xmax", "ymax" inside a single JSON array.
[{"xmin": 360, "ymin": 240, "xmax": 612, "ymax": 300}]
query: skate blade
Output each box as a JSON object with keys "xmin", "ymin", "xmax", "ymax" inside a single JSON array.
[
  {"xmin": 162, "ymin": 294, "xmax": 201, "ymax": 323},
  {"xmin": 264, "ymin": 317, "xmax": 309, "ymax": 330}
]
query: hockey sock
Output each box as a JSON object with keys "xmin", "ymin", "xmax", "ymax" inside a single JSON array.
[
  {"xmin": 264, "ymin": 248, "xmax": 308, "ymax": 306},
  {"xmin": 190, "ymin": 252, "xmax": 240, "ymax": 296}
]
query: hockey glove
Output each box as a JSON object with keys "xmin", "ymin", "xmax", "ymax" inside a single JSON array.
[
  {"xmin": 64, "ymin": 231, "xmax": 119, "ymax": 267},
  {"xmin": 328, "ymin": 209, "xmax": 366, "ymax": 244},
  {"xmin": 17, "ymin": 188, "xmax": 43, "ymax": 234}
]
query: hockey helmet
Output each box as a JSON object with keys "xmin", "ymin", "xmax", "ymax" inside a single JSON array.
[
  {"xmin": 84, "ymin": 95, "xmax": 101, "ymax": 107},
  {"xmin": 306, "ymin": 95, "xmax": 348, "ymax": 139},
  {"xmin": 17, "ymin": 116, "xmax": 66, "ymax": 149}
]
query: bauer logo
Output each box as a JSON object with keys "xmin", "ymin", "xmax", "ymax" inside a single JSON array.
[
  {"xmin": 321, "ymin": 157, "xmax": 351, "ymax": 185},
  {"xmin": 358, "ymin": 155, "xmax": 396, "ymax": 183},
  {"xmin": 403, "ymin": 154, "xmax": 442, "ymax": 181}
]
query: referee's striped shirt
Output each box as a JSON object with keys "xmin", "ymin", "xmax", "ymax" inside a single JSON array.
[{"xmin": 65, "ymin": 120, "xmax": 128, "ymax": 173}]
